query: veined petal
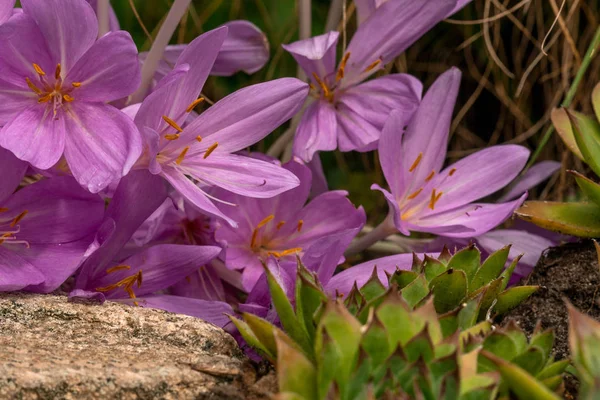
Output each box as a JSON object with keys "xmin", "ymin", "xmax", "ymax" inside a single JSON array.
[
  {"xmin": 336, "ymin": 101, "xmax": 381, "ymax": 151},
  {"xmin": 0, "ymin": 0, "xmax": 15, "ymax": 24},
  {"xmin": 0, "ymin": 247, "xmax": 45, "ymax": 291},
  {"xmin": 169, "ymin": 265, "xmax": 227, "ymax": 302},
  {"xmin": 498, "ymin": 160, "xmax": 561, "ymax": 202},
  {"xmin": 411, "ymin": 194, "xmax": 527, "ymax": 238},
  {"xmin": 160, "ymin": 166, "xmax": 237, "ymax": 227},
  {"xmin": 343, "ymin": 0, "xmax": 455, "ymax": 85},
  {"xmin": 293, "ymin": 100, "xmax": 337, "ymax": 162},
  {"xmin": 182, "ymin": 153, "xmax": 300, "ymax": 198},
  {"xmin": 0, "ymin": 79, "xmax": 37, "ymax": 124},
  {"xmin": 179, "ymin": 78, "xmax": 308, "ymax": 152},
  {"xmin": 378, "ymin": 110, "xmax": 407, "ymax": 197},
  {"xmin": 282, "ymin": 31, "xmax": 339, "ymax": 85},
  {"xmin": 66, "ymin": 31, "xmax": 141, "ymax": 102},
  {"xmin": 355, "ymin": 0, "xmax": 379, "ymax": 25},
  {"xmin": 0, "ymin": 104, "xmax": 66, "ymax": 170},
  {"xmin": 63, "ymin": 102, "xmax": 142, "ymax": 193},
  {"xmin": 308, "ymin": 155, "xmax": 329, "ymax": 196},
  {"xmin": 212, "ymin": 20, "xmax": 270, "ymax": 76},
  {"xmin": 21, "ymin": 0, "xmax": 98, "ymax": 73},
  {"xmin": 0, "ymin": 148, "xmax": 27, "ymax": 204}
]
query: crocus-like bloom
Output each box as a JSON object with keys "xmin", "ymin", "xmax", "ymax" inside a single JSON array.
[
  {"xmin": 0, "ymin": 175, "xmax": 104, "ymax": 292},
  {"xmin": 373, "ymin": 68, "xmax": 529, "ymax": 238},
  {"xmin": 355, "ymin": 0, "xmax": 473, "ymax": 25},
  {"xmin": 214, "ymin": 159, "xmax": 366, "ymax": 290},
  {"xmin": 141, "ymin": 20, "xmax": 270, "ymax": 79},
  {"xmin": 284, "ymin": 0, "xmax": 472, "ymax": 161},
  {"xmin": 0, "ymin": 0, "xmax": 141, "ymax": 193},
  {"xmin": 130, "ymin": 27, "xmax": 307, "ymax": 226}
]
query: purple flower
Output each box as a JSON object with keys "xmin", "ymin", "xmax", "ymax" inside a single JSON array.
[
  {"xmin": 214, "ymin": 159, "xmax": 366, "ymax": 290},
  {"xmin": 0, "ymin": 0, "xmax": 15, "ymax": 25},
  {"xmin": 129, "ymin": 27, "xmax": 308, "ymax": 226},
  {"xmin": 0, "ymin": 0, "xmax": 142, "ymax": 193},
  {"xmin": 355, "ymin": 0, "xmax": 473, "ymax": 25},
  {"xmin": 373, "ymin": 68, "xmax": 529, "ymax": 238},
  {"xmin": 0, "ymin": 175, "xmax": 104, "ymax": 292}
]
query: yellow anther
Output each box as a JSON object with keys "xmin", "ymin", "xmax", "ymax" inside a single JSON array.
[
  {"xmin": 257, "ymin": 214, "xmax": 275, "ymax": 228},
  {"xmin": 407, "ymin": 188, "xmax": 423, "ymax": 200},
  {"xmin": 106, "ymin": 265, "xmax": 131, "ymax": 274},
  {"xmin": 363, "ymin": 59, "xmax": 382, "ymax": 73},
  {"xmin": 250, "ymin": 229, "xmax": 259, "ymax": 248},
  {"xmin": 62, "ymin": 94, "xmax": 74, "ymax": 102},
  {"xmin": 297, "ymin": 220, "xmax": 304, "ymax": 232},
  {"xmin": 203, "ymin": 142, "xmax": 218, "ymax": 159},
  {"xmin": 96, "ymin": 270, "xmax": 143, "ymax": 299},
  {"xmin": 72, "ymin": 82, "xmax": 82, "ymax": 88},
  {"xmin": 309, "ymin": 83, "xmax": 316, "ymax": 91},
  {"xmin": 267, "ymin": 247, "xmax": 302, "ymax": 258},
  {"xmin": 10, "ymin": 210, "xmax": 28, "ymax": 227},
  {"xmin": 311, "ymin": 72, "xmax": 331, "ymax": 98},
  {"xmin": 54, "ymin": 64, "xmax": 61, "ymax": 79},
  {"xmin": 336, "ymin": 52, "xmax": 351, "ymax": 82},
  {"xmin": 175, "ymin": 146, "xmax": 190, "ymax": 165},
  {"xmin": 164, "ymin": 133, "xmax": 180, "ymax": 141},
  {"xmin": 25, "ymin": 78, "xmax": 43, "ymax": 95},
  {"xmin": 425, "ymin": 170, "xmax": 435, "ymax": 182},
  {"xmin": 449, "ymin": 168, "xmax": 457, "ymax": 176},
  {"xmin": 276, "ymin": 221, "xmax": 286, "ymax": 230},
  {"xmin": 409, "ymin": 152, "xmax": 423, "ymax": 172},
  {"xmin": 32, "ymin": 63, "xmax": 46, "ymax": 76},
  {"xmin": 186, "ymin": 97, "xmax": 205, "ymax": 113},
  {"xmin": 38, "ymin": 93, "xmax": 53, "ymax": 103},
  {"xmin": 0, "ymin": 208, "xmax": 8, "ymax": 213},
  {"xmin": 196, "ymin": 135, "xmax": 203, "ymax": 142},
  {"xmin": 428, "ymin": 189, "xmax": 443, "ymax": 210},
  {"xmin": 162, "ymin": 115, "xmax": 183, "ymax": 132}
]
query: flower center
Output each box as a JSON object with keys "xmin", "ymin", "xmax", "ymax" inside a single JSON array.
[
  {"xmin": 0, "ymin": 209, "xmax": 30, "ymax": 248},
  {"xmin": 249, "ymin": 214, "xmax": 303, "ymax": 259},
  {"xmin": 25, "ymin": 63, "xmax": 80, "ymax": 119}
]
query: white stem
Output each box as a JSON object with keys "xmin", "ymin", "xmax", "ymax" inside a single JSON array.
[
  {"xmin": 325, "ymin": 0, "xmax": 344, "ymax": 31},
  {"xmin": 344, "ymin": 215, "xmax": 397, "ymax": 257},
  {"xmin": 130, "ymin": 0, "xmax": 192, "ymax": 104},
  {"xmin": 97, "ymin": 0, "xmax": 110, "ymax": 37},
  {"xmin": 297, "ymin": 0, "xmax": 312, "ymax": 81}
]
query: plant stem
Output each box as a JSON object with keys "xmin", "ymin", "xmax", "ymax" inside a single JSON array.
[
  {"xmin": 325, "ymin": 0, "xmax": 343, "ymax": 32},
  {"xmin": 130, "ymin": 0, "xmax": 192, "ymax": 104},
  {"xmin": 526, "ymin": 26, "xmax": 600, "ymax": 170},
  {"xmin": 297, "ymin": 0, "xmax": 312, "ymax": 81},
  {"xmin": 344, "ymin": 216, "xmax": 396, "ymax": 258},
  {"xmin": 97, "ymin": 0, "xmax": 110, "ymax": 37}
]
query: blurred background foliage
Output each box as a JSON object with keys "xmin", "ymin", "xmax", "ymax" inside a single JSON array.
[{"xmin": 111, "ymin": 0, "xmax": 600, "ymax": 223}]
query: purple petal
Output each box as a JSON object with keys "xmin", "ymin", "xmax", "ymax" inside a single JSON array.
[
  {"xmin": 0, "ymin": 246, "xmax": 45, "ymax": 291},
  {"xmin": 307, "ymin": 155, "xmax": 329, "ymax": 197},
  {"xmin": 21, "ymin": 0, "xmax": 98, "ymax": 73},
  {"xmin": 355, "ymin": 0, "xmax": 379, "ymax": 25},
  {"xmin": 132, "ymin": 295, "xmax": 233, "ymax": 328},
  {"xmin": 2, "ymin": 176, "xmax": 104, "ymax": 243},
  {"xmin": 498, "ymin": 160, "xmax": 561, "ymax": 202},
  {"xmin": 335, "ymin": 102, "xmax": 381, "ymax": 152},
  {"xmin": 282, "ymin": 31, "xmax": 339, "ymax": 85},
  {"xmin": 63, "ymin": 102, "xmax": 142, "ymax": 193},
  {"xmin": 68, "ymin": 288, "xmax": 106, "ymax": 304},
  {"xmin": 378, "ymin": 110, "xmax": 408, "ymax": 197},
  {"xmin": 343, "ymin": 0, "xmax": 456, "ymax": 86},
  {"xmin": 0, "ymin": 147, "xmax": 27, "ymax": 204},
  {"xmin": 0, "ymin": 104, "xmax": 66, "ymax": 170},
  {"xmin": 371, "ymin": 183, "xmax": 409, "ymax": 235},
  {"xmin": 169, "ymin": 264, "xmax": 227, "ymax": 302},
  {"xmin": 66, "ymin": 31, "xmax": 140, "ymax": 102},
  {"xmin": 0, "ymin": 0, "xmax": 15, "ymax": 24},
  {"xmin": 179, "ymin": 78, "xmax": 308, "ymax": 152},
  {"xmin": 293, "ymin": 100, "xmax": 337, "ymax": 162},
  {"xmin": 212, "ymin": 20, "xmax": 270, "ymax": 76}
]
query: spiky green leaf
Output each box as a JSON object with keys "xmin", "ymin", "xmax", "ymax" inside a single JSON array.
[{"xmin": 516, "ymin": 201, "xmax": 600, "ymax": 237}]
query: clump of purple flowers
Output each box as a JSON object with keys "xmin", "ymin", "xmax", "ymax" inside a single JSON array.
[{"xmin": 0, "ymin": 0, "xmax": 562, "ymax": 337}]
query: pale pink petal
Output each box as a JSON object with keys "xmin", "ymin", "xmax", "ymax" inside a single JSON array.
[
  {"xmin": 293, "ymin": 101, "xmax": 337, "ymax": 162},
  {"xmin": 0, "ymin": 0, "xmax": 15, "ymax": 24},
  {"xmin": 282, "ymin": 31, "xmax": 339, "ymax": 85}
]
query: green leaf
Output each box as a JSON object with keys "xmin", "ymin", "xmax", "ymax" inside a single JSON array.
[
  {"xmin": 471, "ymin": 246, "xmax": 510, "ymax": 291},
  {"xmin": 551, "ymin": 108, "xmax": 584, "ymax": 160},
  {"xmin": 401, "ymin": 274, "xmax": 430, "ymax": 307},
  {"xmin": 430, "ymin": 269, "xmax": 468, "ymax": 314},
  {"xmin": 568, "ymin": 110, "xmax": 600, "ymax": 176},
  {"xmin": 376, "ymin": 290, "xmax": 418, "ymax": 347},
  {"xmin": 229, "ymin": 315, "xmax": 275, "ymax": 360},
  {"xmin": 512, "ymin": 347, "xmax": 546, "ymax": 376},
  {"xmin": 361, "ymin": 316, "xmax": 391, "ymax": 366},
  {"xmin": 275, "ymin": 330, "xmax": 318, "ymax": 399},
  {"xmin": 359, "ymin": 269, "xmax": 387, "ymax": 302},
  {"xmin": 404, "ymin": 328, "xmax": 435, "ymax": 363},
  {"xmin": 477, "ymin": 278, "xmax": 503, "ymax": 320},
  {"xmin": 447, "ymin": 245, "xmax": 481, "ymax": 281},
  {"xmin": 481, "ymin": 331, "xmax": 518, "ymax": 368},
  {"xmin": 516, "ymin": 201, "xmax": 600, "ymax": 237},
  {"xmin": 530, "ymin": 328, "xmax": 555, "ymax": 360},
  {"xmin": 537, "ymin": 359, "xmax": 570, "ymax": 380},
  {"xmin": 388, "ymin": 270, "xmax": 419, "ymax": 289},
  {"xmin": 593, "ymin": 82, "xmax": 600, "ymax": 122},
  {"xmin": 458, "ymin": 295, "xmax": 483, "ymax": 331},
  {"xmin": 500, "ymin": 255, "xmax": 522, "ymax": 291},
  {"xmin": 567, "ymin": 301, "xmax": 600, "ymax": 381},
  {"xmin": 480, "ymin": 351, "xmax": 561, "ymax": 400},
  {"xmin": 422, "ymin": 255, "xmax": 448, "ymax": 281},
  {"xmin": 439, "ymin": 311, "xmax": 459, "ymax": 339},
  {"xmin": 296, "ymin": 267, "xmax": 327, "ymax": 341},
  {"xmin": 315, "ymin": 330, "xmax": 341, "ymax": 400},
  {"xmin": 494, "ymin": 286, "xmax": 539, "ymax": 315},
  {"xmin": 571, "ymin": 170, "xmax": 600, "ymax": 208}
]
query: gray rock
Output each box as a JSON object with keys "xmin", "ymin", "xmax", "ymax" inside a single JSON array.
[{"xmin": 0, "ymin": 293, "xmax": 275, "ymax": 399}]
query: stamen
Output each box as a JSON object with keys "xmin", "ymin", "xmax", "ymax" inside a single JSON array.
[
  {"xmin": 257, "ymin": 214, "xmax": 275, "ymax": 228},
  {"xmin": 38, "ymin": 93, "xmax": 53, "ymax": 103},
  {"xmin": 54, "ymin": 64, "xmax": 61, "ymax": 80},
  {"xmin": 0, "ymin": 208, "xmax": 8, "ymax": 213},
  {"xmin": 164, "ymin": 133, "xmax": 180, "ymax": 141},
  {"xmin": 363, "ymin": 59, "xmax": 382, "ymax": 73},
  {"xmin": 96, "ymin": 270, "xmax": 143, "ymax": 299},
  {"xmin": 185, "ymin": 276, "xmax": 192, "ymax": 284},
  {"xmin": 449, "ymin": 168, "xmax": 457, "ymax": 176},
  {"xmin": 267, "ymin": 247, "xmax": 302, "ymax": 258},
  {"xmin": 336, "ymin": 52, "xmax": 351, "ymax": 82},
  {"xmin": 162, "ymin": 115, "xmax": 183, "ymax": 132},
  {"xmin": 409, "ymin": 152, "xmax": 423, "ymax": 172},
  {"xmin": 186, "ymin": 97, "xmax": 205, "ymax": 113},
  {"xmin": 25, "ymin": 78, "xmax": 43, "ymax": 94},
  {"xmin": 407, "ymin": 188, "xmax": 423, "ymax": 200},
  {"xmin": 196, "ymin": 135, "xmax": 203, "ymax": 142},
  {"xmin": 32, "ymin": 63, "xmax": 46, "ymax": 76},
  {"xmin": 106, "ymin": 265, "xmax": 131, "ymax": 274},
  {"xmin": 311, "ymin": 72, "xmax": 331, "ymax": 98},
  {"xmin": 428, "ymin": 189, "xmax": 443, "ymax": 210},
  {"xmin": 10, "ymin": 210, "xmax": 28, "ymax": 227},
  {"xmin": 297, "ymin": 220, "xmax": 304, "ymax": 232},
  {"xmin": 425, "ymin": 170, "xmax": 435, "ymax": 182},
  {"xmin": 250, "ymin": 229, "xmax": 259, "ymax": 248},
  {"xmin": 62, "ymin": 94, "xmax": 74, "ymax": 102},
  {"xmin": 203, "ymin": 142, "xmax": 218, "ymax": 159},
  {"xmin": 276, "ymin": 221, "xmax": 285, "ymax": 229},
  {"xmin": 175, "ymin": 146, "xmax": 190, "ymax": 165},
  {"xmin": 72, "ymin": 82, "xmax": 82, "ymax": 88},
  {"xmin": 309, "ymin": 83, "xmax": 316, "ymax": 91}
]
